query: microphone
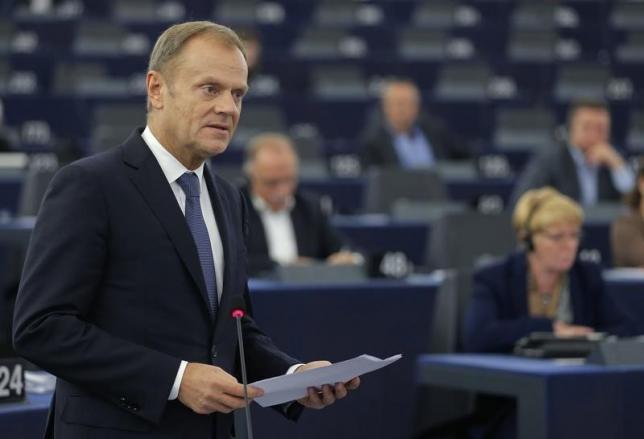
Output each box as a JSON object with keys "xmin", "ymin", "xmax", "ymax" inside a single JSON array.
[{"xmin": 230, "ymin": 296, "xmax": 254, "ymax": 439}]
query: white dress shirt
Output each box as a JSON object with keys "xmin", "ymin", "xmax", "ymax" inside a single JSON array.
[
  {"xmin": 142, "ymin": 127, "xmax": 225, "ymax": 400},
  {"xmin": 252, "ymin": 195, "xmax": 298, "ymax": 264}
]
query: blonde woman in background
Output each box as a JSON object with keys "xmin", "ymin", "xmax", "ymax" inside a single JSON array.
[{"xmin": 463, "ymin": 187, "xmax": 634, "ymax": 353}]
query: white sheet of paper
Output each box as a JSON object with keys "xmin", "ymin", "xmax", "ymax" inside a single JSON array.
[{"xmin": 251, "ymin": 354, "xmax": 402, "ymax": 407}]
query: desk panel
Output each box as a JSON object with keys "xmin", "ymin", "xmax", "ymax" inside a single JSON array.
[
  {"xmin": 0, "ymin": 279, "xmax": 439, "ymax": 439},
  {"xmin": 249, "ymin": 279, "xmax": 438, "ymax": 439},
  {"xmin": 416, "ymin": 354, "xmax": 644, "ymax": 439}
]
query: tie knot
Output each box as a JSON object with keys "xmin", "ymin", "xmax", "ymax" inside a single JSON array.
[{"xmin": 176, "ymin": 172, "xmax": 200, "ymax": 198}]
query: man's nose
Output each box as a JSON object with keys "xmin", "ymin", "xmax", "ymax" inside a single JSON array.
[{"xmin": 214, "ymin": 92, "xmax": 238, "ymax": 115}]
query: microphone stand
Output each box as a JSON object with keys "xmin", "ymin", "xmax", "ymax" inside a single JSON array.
[{"xmin": 232, "ymin": 308, "xmax": 254, "ymax": 439}]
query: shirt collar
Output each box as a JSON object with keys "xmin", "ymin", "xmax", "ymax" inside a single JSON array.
[
  {"xmin": 388, "ymin": 124, "xmax": 420, "ymax": 140},
  {"xmin": 568, "ymin": 144, "xmax": 594, "ymax": 169},
  {"xmin": 141, "ymin": 126, "xmax": 205, "ymax": 190},
  {"xmin": 251, "ymin": 193, "xmax": 295, "ymax": 214}
]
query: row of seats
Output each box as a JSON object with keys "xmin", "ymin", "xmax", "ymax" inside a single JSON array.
[
  {"xmin": 6, "ymin": 0, "xmax": 644, "ymax": 30},
  {"xmin": 2, "ymin": 17, "xmax": 643, "ymax": 63},
  {"xmin": 2, "ymin": 96, "xmax": 643, "ymax": 163},
  {"xmin": 2, "ymin": 58, "xmax": 642, "ymax": 105}
]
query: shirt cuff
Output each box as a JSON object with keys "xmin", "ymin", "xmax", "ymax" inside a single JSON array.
[
  {"xmin": 611, "ymin": 165, "xmax": 636, "ymax": 194},
  {"xmin": 168, "ymin": 360, "xmax": 188, "ymax": 400},
  {"xmin": 287, "ymin": 363, "xmax": 304, "ymax": 375}
]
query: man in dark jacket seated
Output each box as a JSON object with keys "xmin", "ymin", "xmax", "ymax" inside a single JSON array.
[
  {"xmin": 359, "ymin": 78, "xmax": 470, "ymax": 170},
  {"xmin": 241, "ymin": 132, "xmax": 361, "ymax": 277}
]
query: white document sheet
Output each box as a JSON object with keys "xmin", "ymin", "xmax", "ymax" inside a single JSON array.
[{"xmin": 251, "ymin": 354, "xmax": 402, "ymax": 407}]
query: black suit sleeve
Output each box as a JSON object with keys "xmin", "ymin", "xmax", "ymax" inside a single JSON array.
[
  {"xmin": 291, "ymin": 193, "xmax": 345, "ymax": 260},
  {"xmin": 13, "ymin": 164, "xmax": 180, "ymax": 424},
  {"xmin": 510, "ymin": 150, "xmax": 555, "ymax": 206}
]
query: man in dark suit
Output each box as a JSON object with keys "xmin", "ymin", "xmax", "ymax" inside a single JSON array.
[
  {"xmin": 511, "ymin": 101, "xmax": 635, "ymax": 206},
  {"xmin": 12, "ymin": 21, "xmax": 358, "ymax": 438},
  {"xmin": 359, "ymin": 78, "xmax": 470, "ymax": 169},
  {"xmin": 241, "ymin": 132, "xmax": 361, "ymax": 276}
]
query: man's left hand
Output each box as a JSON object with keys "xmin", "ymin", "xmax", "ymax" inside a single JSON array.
[{"xmin": 294, "ymin": 361, "xmax": 361, "ymax": 409}]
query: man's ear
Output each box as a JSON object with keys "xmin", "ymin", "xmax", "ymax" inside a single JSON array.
[{"xmin": 147, "ymin": 71, "xmax": 165, "ymax": 110}]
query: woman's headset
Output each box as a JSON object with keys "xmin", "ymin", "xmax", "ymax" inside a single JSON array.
[{"xmin": 522, "ymin": 194, "xmax": 554, "ymax": 252}]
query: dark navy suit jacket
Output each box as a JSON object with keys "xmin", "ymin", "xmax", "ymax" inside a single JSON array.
[
  {"xmin": 13, "ymin": 129, "xmax": 300, "ymax": 438},
  {"xmin": 463, "ymin": 252, "xmax": 634, "ymax": 353}
]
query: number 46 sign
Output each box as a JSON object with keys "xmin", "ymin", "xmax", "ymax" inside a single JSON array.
[{"xmin": 0, "ymin": 359, "xmax": 25, "ymax": 403}]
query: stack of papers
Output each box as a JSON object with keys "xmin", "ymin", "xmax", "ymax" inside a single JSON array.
[{"xmin": 251, "ymin": 354, "xmax": 402, "ymax": 407}]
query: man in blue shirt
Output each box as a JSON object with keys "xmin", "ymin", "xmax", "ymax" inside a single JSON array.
[
  {"xmin": 359, "ymin": 78, "xmax": 470, "ymax": 169},
  {"xmin": 512, "ymin": 101, "xmax": 634, "ymax": 206}
]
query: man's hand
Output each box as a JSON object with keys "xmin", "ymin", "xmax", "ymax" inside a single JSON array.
[
  {"xmin": 326, "ymin": 251, "xmax": 362, "ymax": 265},
  {"xmin": 178, "ymin": 363, "xmax": 264, "ymax": 414},
  {"xmin": 586, "ymin": 143, "xmax": 626, "ymax": 169},
  {"xmin": 294, "ymin": 361, "xmax": 361, "ymax": 409},
  {"xmin": 553, "ymin": 321, "xmax": 594, "ymax": 337}
]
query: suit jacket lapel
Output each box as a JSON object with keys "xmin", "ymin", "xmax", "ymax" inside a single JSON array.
[
  {"xmin": 512, "ymin": 253, "xmax": 530, "ymax": 316},
  {"xmin": 567, "ymin": 263, "xmax": 584, "ymax": 324},
  {"xmin": 121, "ymin": 130, "xmax": 212, "ymax": 318},
  {"xmin": 561, "ymin": 146, "xmax": 582, "ymax": 202}
]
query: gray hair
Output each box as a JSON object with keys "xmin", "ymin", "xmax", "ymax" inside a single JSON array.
[{"xmin": 244, "ymin": 132, "xmax": 298, "ymax": 175}]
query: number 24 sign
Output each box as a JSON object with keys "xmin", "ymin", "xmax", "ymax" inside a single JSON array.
[{"xmin": 0, "ymin": 359, "xmax": 25, "ymax": 403}]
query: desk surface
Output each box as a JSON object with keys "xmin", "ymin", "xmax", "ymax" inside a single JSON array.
[
  {"xmin": 417, "ymin": 354, "xmax": 644, "ymax": 439},
  {"xmin": 418, "ymin": 353, "xmax": 626, "ymax": 376}
]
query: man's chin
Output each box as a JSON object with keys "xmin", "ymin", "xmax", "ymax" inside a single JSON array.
[{"xmin": 200, "ymin": 140, "xmax": 230, "ymax": 157}]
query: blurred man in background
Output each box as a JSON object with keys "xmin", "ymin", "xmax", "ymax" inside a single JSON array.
[
  {"xmin": 512, "ymin": 101, "xmax": 634, "ymax": 206},
  {"xmin": 243, "ymin": 132, "xmax": 361, "ymax": 276},
  {"xmin": 359, "ymin": 78, "xmax": 470, "ymax": 169}
]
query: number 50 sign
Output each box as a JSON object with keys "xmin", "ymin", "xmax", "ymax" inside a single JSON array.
[{"xmin": 0, "ymin": 359, "xmax": 25, "ymax": 403}]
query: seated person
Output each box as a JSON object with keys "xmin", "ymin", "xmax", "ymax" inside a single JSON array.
[
  {"xmin": 511, "ymin": 100, "xmax": 634, "ymax": 207},
  {"xmin": 463, "ymin": 187, "xmax": 634, "ymax": 353},
  {"xmin": 612, "ymin": 161, "xmax": 644, "ymax": 268},
  {"xmin": 358, "ymin": 78, "xmax": 470, "ymax": 169},
  {"xmin": 241, "ymin": 132, "xmax": 360, "ymax": 276}
]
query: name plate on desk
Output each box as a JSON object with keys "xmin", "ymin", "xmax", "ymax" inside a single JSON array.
[{"xmin": 0, "ymin": 358, "xmax": 25, "ymax": 403}]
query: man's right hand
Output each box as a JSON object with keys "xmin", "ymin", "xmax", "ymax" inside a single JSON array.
[{"xmin": 178, "ymin": 363, "xmax": 264, "ymax": 414}]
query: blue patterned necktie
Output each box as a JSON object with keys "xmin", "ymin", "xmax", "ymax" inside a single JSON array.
[{"xmin": 176, "ymin": 172, "xmax": 218, "ymax": 318}]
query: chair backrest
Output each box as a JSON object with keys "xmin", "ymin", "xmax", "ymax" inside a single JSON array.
[
  {"xmin": 427, "ymin": 269, "xmax": 475, "ymax": 354},
  {"xmin": 399, "ymin": 29, "xmax": 447, "ymax": 61},
  {"xmin": 275, "ymin": 263, "xmax": 366, "ymax": 284},
  {"xmin": 426, "ymin": 211, "xmax": 516, "ymax": 270},
  {"xmin": 18, "ymin": 156, "xmax": 58, "ymax": 216},
  {"xmin": 231, "ymin": 104, "xmax": 286, "ymax": 148},
  {"xmin": 493, "ymin": 107, "xmax": 556, "ymax": 151},
  {"xmin": 364, "ymin": 167, "xmax": 447, "ymax": 214},
  {"xmin": 554, "ymin": 63, "xmax": 609, "ymax": 102},
  {"xmin": 391, "ymin": 199, "xmax": 467, "ymax": 222},
  {"xmin": 434, "ymin": 63, "xmax": 491, "ymax": 102},
  {"xmin": 627, "ymin": 109, "xmax": 644, "ymax": 151},
  {"xmin": 312, "ymin": 65, "xmax": 368, "ymax": 100}
]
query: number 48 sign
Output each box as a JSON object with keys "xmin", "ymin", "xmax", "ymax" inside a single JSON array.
[{"xmin": 0, "ymin": 359, "xmax": 25, "ymax": 403}]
